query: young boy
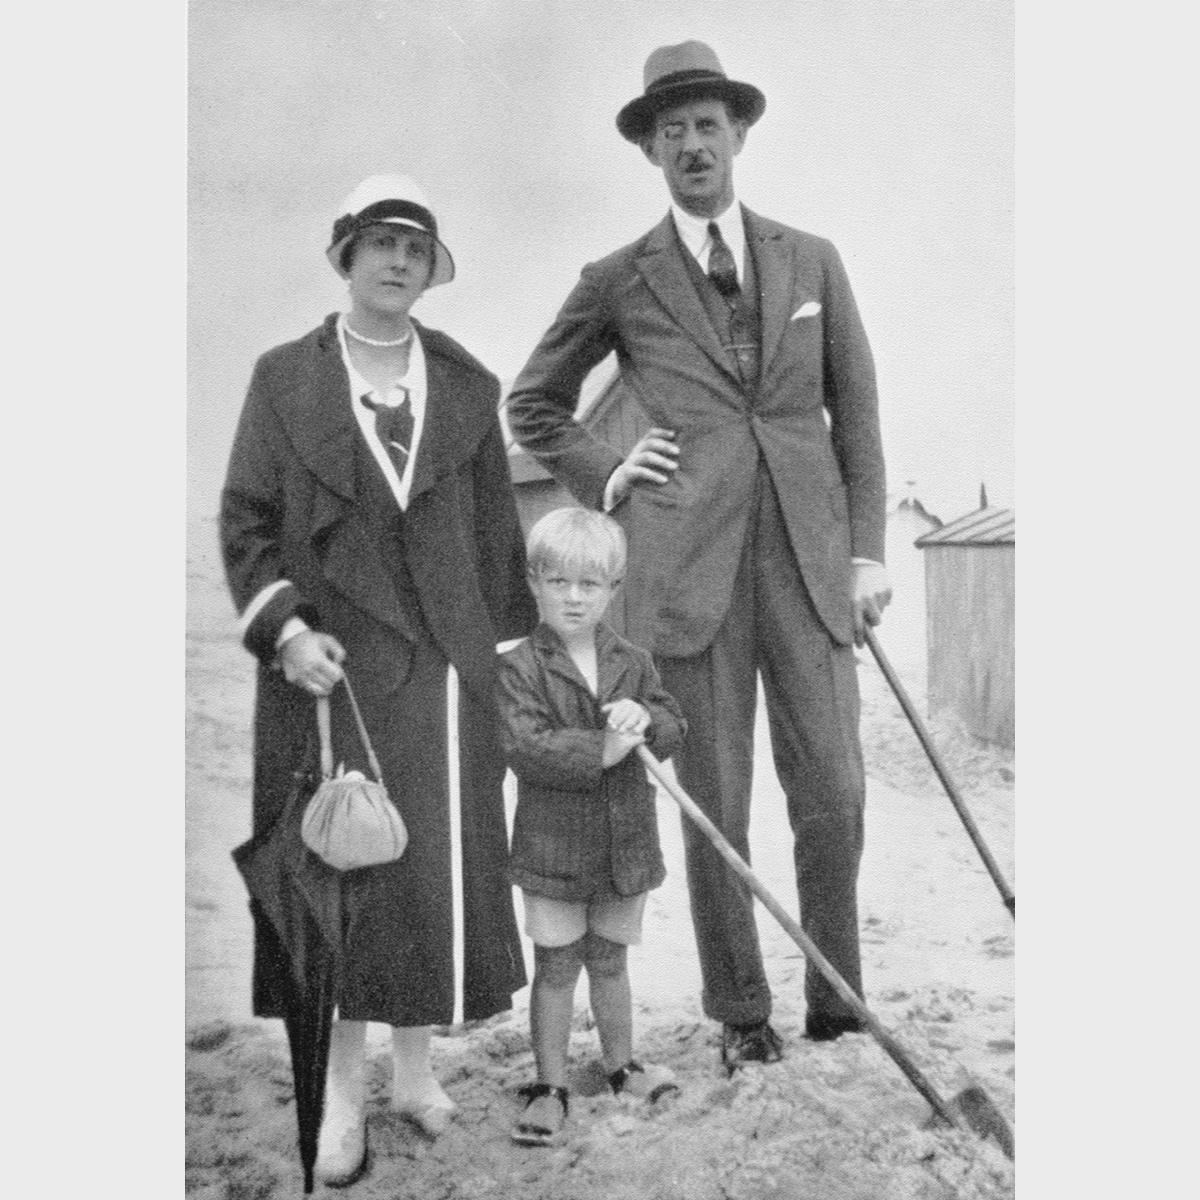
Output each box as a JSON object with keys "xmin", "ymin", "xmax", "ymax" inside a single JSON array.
[{"xmin": 497, "ymin": 507, "xmax": 688, "ymax": 1146}]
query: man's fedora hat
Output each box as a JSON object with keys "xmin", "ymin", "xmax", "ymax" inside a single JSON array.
[
  {"xmin": 616, "ymin": 41, "xmax": 765, "ymax": 144},
  {"xmin": 326, "ymin": 174, "xmax": 455, "ymax": 286}
]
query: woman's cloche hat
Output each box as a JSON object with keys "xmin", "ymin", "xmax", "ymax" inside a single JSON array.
[
  {"xmin": 326, "ymin": 174, "xmax": 455, "ymax": 287},
  {"xmin": 616, "ymin": 41, "xmax": 765, "ymax": 144}
]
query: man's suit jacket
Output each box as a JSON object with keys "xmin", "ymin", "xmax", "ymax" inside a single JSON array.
[{"xmin": 507, "ymin": 207, "xmax": 886, "ymax": 655}]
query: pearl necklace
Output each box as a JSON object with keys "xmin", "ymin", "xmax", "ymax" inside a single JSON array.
[{"xmin": 343, "ymin": 318, "xmax": 414, "ymax": 348}]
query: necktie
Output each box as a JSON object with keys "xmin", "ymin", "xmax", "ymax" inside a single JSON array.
[
  {"xmin": 707, "ymin": 222, "xmax": 741, "ymax": 301},
  {"xmin": 361, "ymin": 389, "xmax": 413, "ymax": 475}
]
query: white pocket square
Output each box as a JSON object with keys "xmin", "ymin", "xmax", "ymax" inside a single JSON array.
[{"xmin": 791, "ymin": 301, "xmax": 821, "ymax": 320}]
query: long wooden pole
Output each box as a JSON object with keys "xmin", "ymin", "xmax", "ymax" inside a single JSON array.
[
  {"xmin": 862, "ymin": 627, "xmax": 1015, "ymax": 917},
  {"xmin": 636, "ymin": 746, "xmax": 968, "ymax": 1132}
]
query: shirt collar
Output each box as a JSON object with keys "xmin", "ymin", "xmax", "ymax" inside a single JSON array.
[{"xmin": 669, "ymin": 197, "xmax": 745, "ymax": 273}]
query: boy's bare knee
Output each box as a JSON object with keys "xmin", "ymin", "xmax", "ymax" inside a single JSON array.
[
  {"xmin": 534, "ymin": 938, "xmax": 587, "ymax": 988},
  {"xmin": 582, "ymin": 931, "xmax": 628, "ymax": 979}
]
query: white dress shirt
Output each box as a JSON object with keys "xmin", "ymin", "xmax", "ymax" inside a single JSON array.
[{"xmin": 669, "ymin": 197, "xmax": 747, "ymax": 286}]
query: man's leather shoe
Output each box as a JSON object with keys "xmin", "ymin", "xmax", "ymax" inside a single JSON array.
[
  {"xmin": 804, "ymin": 1012, "xmax": 865, "ymax": 1042},
  {"xmin": 720, "ymin": 1021, "xmax": 784, "ymax": 1074}
]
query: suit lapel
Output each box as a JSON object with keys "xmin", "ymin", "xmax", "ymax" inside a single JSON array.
[
  {"xmin": 745, "ymin": 208, "xmax": 794, "ymax": 380},
  {"xmin": 533, "ymin": 624, "xmax": 633, "ymax": 709},
  {"xmin": 595, "ymin": 624, "xmax": 633, "ymax": 704},
  {"xmin": 532, "ymin": 626, "xmax": 596, "ymax": 703},
  {"xmin": 636, "ymin": 214, "xmax": 736, "ymax": 383}
]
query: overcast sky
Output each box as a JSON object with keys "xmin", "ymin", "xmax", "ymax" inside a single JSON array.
[{"xmin": 189, "ymin": 0, "xmax": 1013, "ymax": 521}]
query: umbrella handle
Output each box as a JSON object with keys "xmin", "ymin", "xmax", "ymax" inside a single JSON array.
[
  {"xmin": 636, "ymin": 745, "xmax": 968, "ymax": 1133},
  {"xmin": 861, "ymin": 627, "xmax": 1015, "ymax": 917}
]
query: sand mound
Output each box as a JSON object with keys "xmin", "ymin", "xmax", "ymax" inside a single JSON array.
[{"xmin": 187, "ymin": 991, "xmax": 1013, "ymax": 1200}]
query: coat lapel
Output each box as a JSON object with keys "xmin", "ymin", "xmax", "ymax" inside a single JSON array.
[
  {"xmin": 636, "ymin": 214, "xmax": 736, "ymax": 383},
  {"xmin": 273, "ymin": 316, "xmax": 418, "ymax": 639},
  {"xmin": 745, "ymin": 208, "xmax": 795, "ymax": 380},
  {"xmin": 406, "ymin": 322, "xmax": 494, "ymax": 505},
  {"xmin": 282, "ymin": 316, "xmax": 359, "ymax": 513}
]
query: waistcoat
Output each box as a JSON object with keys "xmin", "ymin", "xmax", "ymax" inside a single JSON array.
[{"xmin": 677, "ymin": 225, "xmax": 763, "ymax": 392}]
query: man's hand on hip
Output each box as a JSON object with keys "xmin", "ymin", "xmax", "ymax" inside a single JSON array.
[
  {"xmin": 606, "ymin": 427, "xmax": 679, "ymax": 507},
  {"xmin": 851, "ymin": 562, "xmax": 892, "ymax": 647}
]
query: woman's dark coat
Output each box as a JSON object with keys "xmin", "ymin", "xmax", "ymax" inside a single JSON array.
[
  {"xmin": 497, "ymin": 622, "xmax": 686, "ymax": 901},
  {"xmin": 221, "ymin": 313, "xmax": 536, "ymax": 1026}
]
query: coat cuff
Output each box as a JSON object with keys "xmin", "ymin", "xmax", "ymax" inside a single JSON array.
[{"xmin": 241, "ymin": 582, "xmax": 319, "ymax": 663}]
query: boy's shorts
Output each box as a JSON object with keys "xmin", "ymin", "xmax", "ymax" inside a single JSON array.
[{"xmin": 522, "ymin": 889, "xmax": 648, "ymax": 948}]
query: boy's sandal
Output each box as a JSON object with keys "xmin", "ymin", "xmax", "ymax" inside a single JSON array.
[
  {"xmin": 511, "ymin": 1083, "xmax": 569, "ymax": 1146},
  {"xmin": 607, "ymin": 1060, "xmax": 681, "ymax": 1104}
]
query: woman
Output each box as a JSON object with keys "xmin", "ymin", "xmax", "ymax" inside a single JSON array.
[{"xmin": 221, "ymin": 175, "xmax": 536, "ymax": 1185}]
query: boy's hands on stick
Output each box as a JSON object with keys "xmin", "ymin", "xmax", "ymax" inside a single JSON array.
[
  {"xmin": 603, "ymin": 699, "xmax": 650, "ymax": 734},
  {"xmin": 601, "ymin": 699, "xmax": 650, "ymax": 766}
]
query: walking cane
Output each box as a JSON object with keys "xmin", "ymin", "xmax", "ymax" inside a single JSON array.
[
  {"xmin": 862, "ymin": 627, "xmax": 1015, "ymax": 918},
  {"xmin": 636, "ymin": 745, "xmax": 1014, "ymax": 1159}
]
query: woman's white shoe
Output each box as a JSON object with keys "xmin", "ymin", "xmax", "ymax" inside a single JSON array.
[
  {"xmin": 315, "ymin": 1106, "xmax": 367, "ymax": 1186},
  {"xmin": 391, "ymin": 1082, "xmax": 458, "ymax": 1136},
  {"xmin": 317, "ymin": 1019, "xmax": 368, "ymax": 1185},
  {"xmin": 390, "ymin": 1025, "xmax": 458, "ymax": 1136}
]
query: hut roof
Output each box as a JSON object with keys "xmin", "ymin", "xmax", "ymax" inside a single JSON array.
[{"xmin": 915, "ymin": 506, "xmax": 1014, "ymax": 547}]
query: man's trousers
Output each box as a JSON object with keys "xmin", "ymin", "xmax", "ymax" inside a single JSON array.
[{"xmin": 657, "ymin": 467, "xmax": 866, "ymax": 1028}]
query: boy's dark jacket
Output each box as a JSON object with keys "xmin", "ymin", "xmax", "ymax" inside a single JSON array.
[{"xmin": 497, "ymin": 622, "xmax": 687, "ymax": 901}]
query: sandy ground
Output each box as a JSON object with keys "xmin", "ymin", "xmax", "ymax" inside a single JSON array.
[{"xmin": 186, "ymin": 515, "xmax": 1015, "ymax": 1199}]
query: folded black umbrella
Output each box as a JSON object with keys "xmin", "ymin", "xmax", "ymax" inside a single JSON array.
[{"xmin": 232, "ymin": 767, "xmax": 344, "ymax": 1194}]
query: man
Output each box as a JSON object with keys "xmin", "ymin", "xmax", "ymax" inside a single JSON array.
[{"xmin": 506, "ymin": 41, "xmax": 891, "ymax": 1071}]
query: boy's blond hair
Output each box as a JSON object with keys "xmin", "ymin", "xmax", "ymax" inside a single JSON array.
[{"xmin": 526, "ymin": 507, "xmax": 627, "ymax": 583}]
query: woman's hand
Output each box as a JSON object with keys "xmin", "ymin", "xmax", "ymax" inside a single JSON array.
[{"xmin": 279, "ymin": 630, "xmax": 347, "ymax": 696}]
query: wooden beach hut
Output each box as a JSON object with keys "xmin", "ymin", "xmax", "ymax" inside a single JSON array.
[
  {"xmin": 503, "ymin": 357, "xmax": 636, "ymax": 532},
  {"xmin": 915, "ymin": 504, "xmax": 1015, "ymax": 748},
  {"xmin": 880, "ymin": 484, "xmax": 942, "ymax": 672}
]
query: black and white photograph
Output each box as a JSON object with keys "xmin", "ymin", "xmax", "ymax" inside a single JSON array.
[{"xmin": 185, "ymin": 2, "xmax": 1019, "ymax": 1196}]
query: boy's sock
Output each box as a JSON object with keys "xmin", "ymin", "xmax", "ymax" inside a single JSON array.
[{"xmin": 583, "ymin": 932, "xmax": 633, "ymax": 1073}]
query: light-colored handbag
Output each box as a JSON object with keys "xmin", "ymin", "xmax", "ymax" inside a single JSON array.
[{"xmin": 301, "ymin": 673, "xmax": 407, "ymax": 870}]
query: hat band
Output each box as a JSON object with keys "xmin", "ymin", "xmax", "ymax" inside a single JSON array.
[
  {"xmin": 330, "ymin": 199, "xmax": 438, "ymax": 251},
  {"xmin": 645, "ymin": 67, "xmax": 728, "ymax": 97}
]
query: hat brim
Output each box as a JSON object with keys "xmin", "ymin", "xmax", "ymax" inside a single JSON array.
[
  {"xmin": 616, "ymin": 78, "xmax": 765, "ymax": 143},
  {"xmin": 326, "ymin": 218, "xmax": 455, "ymax": 287}
]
